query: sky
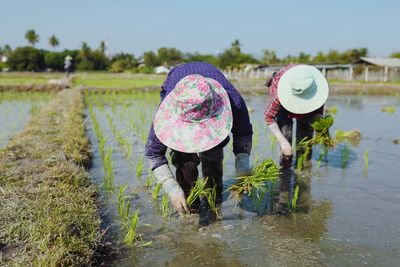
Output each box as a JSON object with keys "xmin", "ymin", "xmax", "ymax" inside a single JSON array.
[{"xmin": 1, "ymin": 0, "xmax": 399, "ymax": 58}]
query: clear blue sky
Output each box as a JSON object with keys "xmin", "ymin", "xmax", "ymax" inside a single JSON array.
[{"xmin": 1, "ymin": 0, "xmax": 399, "ymax": 57}]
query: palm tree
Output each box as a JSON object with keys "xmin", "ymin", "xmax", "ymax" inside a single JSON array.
[
  {"xmin": 231, "ymin": 39, "xmax": 241, "ymax": 54},
  {"xmin": 25, "ymin": 29, "xmax": 39, "ymax": 46},
  {"xmin": 98, "ymin": 41, "xmax": 106, "ymax": 55},
  {"xmin": 49, "ymin": 35, "xmax": 59, "ymax": 51}
]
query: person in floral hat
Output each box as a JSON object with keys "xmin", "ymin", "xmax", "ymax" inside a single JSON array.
[{"xmin": 145, "ymin": 62, "xmax": 253, "ymax": 214}]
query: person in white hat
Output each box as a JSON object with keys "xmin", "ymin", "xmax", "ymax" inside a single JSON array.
[
  {"xmin": 264, "ymin": 64, "xmax": 329, "ymax": 162},
  {"xmin": 64, "ymin": 55, "xmax": 73, "ymax": 78},
  {"xmin": 145, "ymin": 62, "xmax": 253, "ymax": 214}
]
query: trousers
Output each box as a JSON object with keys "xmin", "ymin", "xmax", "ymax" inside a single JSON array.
[{"xmin": 171, "ymin": 147, "xmax": 223, "ymax": 198}]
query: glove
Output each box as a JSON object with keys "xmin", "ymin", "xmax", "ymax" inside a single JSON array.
[
  {"xmin": 268, "ymin": 123, "xmax": 293, "ymax": 157},
  {"xmin": 235, "ymin": 153, "xmax": 252, "ymax": 176},
  {"xmin": 153, "ymin": 164, "xmax": 189, "ymax": 214}
]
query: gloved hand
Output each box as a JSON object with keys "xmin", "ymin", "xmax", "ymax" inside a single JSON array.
[
  {"xmin": 153, "ymin": 164, "xmax": 189, "ymax": 214},
  {"xmin": 235, "ymin": 153, "xmax": 252, "ymax": 176},
  {"xmin": 268, "ymin": 122, "xmax": 293, "ymax": 157}
]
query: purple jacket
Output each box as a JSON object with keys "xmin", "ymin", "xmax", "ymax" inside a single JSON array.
[{"xmin": 145, "ymin": 62, "xmax": 253, "ymax": 170}]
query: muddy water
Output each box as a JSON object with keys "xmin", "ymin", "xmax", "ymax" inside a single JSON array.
[
  {"xmin": 86, "ymin": 92, "xmax": 400, "ymax": 266},
  {"xmin": 0, "ymin": 92, "xmax": 51, "ymax": 147}
]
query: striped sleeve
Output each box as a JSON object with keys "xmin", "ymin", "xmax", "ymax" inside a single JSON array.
[{"xmin": 264, "ymin": 65, "xmax": 295, "ymax": 125}]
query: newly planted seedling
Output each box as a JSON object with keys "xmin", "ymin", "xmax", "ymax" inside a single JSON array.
[
  {"xmin": 187, "ymin": 177, "xmax": 218, "ymax": 215},
  {"xmin": 117, "ymin": 184, "xmax": 131, "ymax": 222},
  {"xmin": 161, "ymin": 193, "xmax": 170, "ymax": 219},
  {"xmin": 341, "ymin": 144, "xmax": 349, "ymax": 168},
  {"xmin": 152, "ymin": 183, "xmax": 162, "ymax": 201},
  {"xmin": 136, "ymin": 155, "xmax": 144, "ymax": 177},
  {"xmin": 291, "ymin": 185, "xmax": 300, "ymax": 211},
  {"xmin": 364, "ymin": 149, "xmax": 369, "ymax": 170},
  {"xmin": 124, "ymin": 209, "xmax": 140, "ymax": 245},
  {"xmin": 145, "ymin": 172, "xmax": 156, "ymax": 188}
]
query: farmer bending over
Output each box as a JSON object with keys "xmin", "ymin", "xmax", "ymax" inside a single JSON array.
[
  {"xmin": 265, "ymin": 65, "xmax": 329, "ymax": 162},
  {"xmin": 145, "ymin": 62, "xmax": 253, "ymax": 213}
]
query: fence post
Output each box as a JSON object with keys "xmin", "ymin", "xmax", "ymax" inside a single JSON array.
[
  {"xmin": 364, "ymin": 66, "xmax": 369, "ymax": 82},
  {"xmin": 384, "ymin": 66, "xmax": 388, "ymax": 82}
]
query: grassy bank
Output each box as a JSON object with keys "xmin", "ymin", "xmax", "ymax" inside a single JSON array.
[{"xmin": 0, "ymin": 89, "xmax": 102, "ymax": 266}]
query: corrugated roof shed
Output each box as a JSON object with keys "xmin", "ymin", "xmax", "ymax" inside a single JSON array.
[{"xmin": 359, "ymin": 57, "xmax": 400, "ymax": 67}]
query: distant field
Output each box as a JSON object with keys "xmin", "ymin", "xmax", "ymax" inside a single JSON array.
[
  {"xmin": 0, "ymin": 72, "xmax": 64, "ymax": 85},
  {"xmin": 73, "ymin": 72, "xmax": 165, "ymax": 88}
]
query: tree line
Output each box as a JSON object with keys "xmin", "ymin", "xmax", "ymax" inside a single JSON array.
[{"xmin": 1, "ymin": 29, "xmax": 400, "ymax": 72}]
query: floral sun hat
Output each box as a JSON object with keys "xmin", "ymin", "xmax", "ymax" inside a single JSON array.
[
  {"xmin": 277, "ymin": 65, "xmax": 329, "ymax": 114},
  {"xmin": 154, "ymin": 74, "xmax": 233, "ymax": 153}
]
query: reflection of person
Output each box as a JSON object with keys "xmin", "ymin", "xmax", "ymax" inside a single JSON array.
[
  {"xmin": 145, "ymin": 62, "xmax": 253, "ymax": 214},
  {"xmin": 264, "ymin": 65, "xmax": 329, "ymax": 162},
  {"xmin": 64, "ymin": 55, "xmax": 72, "ymax": 78}
]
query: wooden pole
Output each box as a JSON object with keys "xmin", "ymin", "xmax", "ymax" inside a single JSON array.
[
  {"xmin": 384, "ymin": 66, "xmax": 388, "ymax": 82},
  {"xmin": 349, "ymin": 65, "xmax": 353, "ymax": 81}
]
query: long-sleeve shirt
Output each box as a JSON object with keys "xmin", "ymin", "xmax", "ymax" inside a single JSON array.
[
  {"xmin": 145, "ymin": 62, "xmax": 253, "ymax": 170},
  {"xmin": 264, "ymin": 64, "xmax": 323, "ymax": 125}
]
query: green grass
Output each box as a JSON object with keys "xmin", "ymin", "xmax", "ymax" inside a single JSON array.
[{"xmin": 381, "ymin": 106, "xmax": 397, "ymax": 113}]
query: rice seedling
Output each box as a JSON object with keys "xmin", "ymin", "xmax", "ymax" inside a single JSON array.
[
  {"xmin": 161, "ymin": 193, "xmax": 170, "ymax": 219},
  {"xmin": 226, "ymin": 159, "xmax": 280, "ymax": 204},
  {"xmin": 269, "ymin": 133, "xmax": 277, "ymax": 152},
  {"xmin": 187, "ymin": 177, "xmax": 219, "ymax": 215},
  {"xmin": 253, "ymin": 124, "xmax": 259, "ymax": 147},
  {"xmin": 136, "ymin": 155, "xmax": 144, "ymax": 177},
  {"xmin": 103, "ymin": 147, "xmax": 115, "ymax": 191},
  {"xmin": 341, "ymin": 144, "xmax": 349, "ymax": 168},
  {"xmin": 117, "ymin": 184, "xmax": 131, "ymax": 222},
  {"xmin": 364, "ymin": 149, "xmax": 369, "ymax": 169},
  {"xmin": 152, "ymin": 183, "xmax": 162, "ymax": 201},
  {"xmin": 145, "ymin": 171, "xmax": 156, "ymax": 188},
  {"xmin": 381, "ymin": 106, "xmax": 396, "ymax": 113},
  {"xmin": 291, "ymin": 185, "xmax": 300, "ymax": 211},
  {"xmin": 124, "ymin": 209, "xmax": 140, "ymax": 245}
]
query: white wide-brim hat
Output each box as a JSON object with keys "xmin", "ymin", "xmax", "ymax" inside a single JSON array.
[
  {"xmin": 154, "ymin": 74, "xmax": 233, "ymax": 153},
  {"xmin": 277, "ymin": 65, "xmax": 329, "ymax": 114}
]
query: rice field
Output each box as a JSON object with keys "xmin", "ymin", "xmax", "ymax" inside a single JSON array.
[
  {"xmin": 84, "ymin": 91, "xmax": 400, "ymax": 266},
  {"xmin": 0, "ymin": 91, "xmax": 52, "ymax": 147},
  {"xmin": 1, "ymin": 74, "xmax": 400, "ymax": 266}
]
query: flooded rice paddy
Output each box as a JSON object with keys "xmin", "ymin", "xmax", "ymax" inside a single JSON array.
[
  {"xmin": 85, "ymin": 91, "xmax": 400, "ymax": 266},
  {"xmin": 0, "ymin": 92, "xmax": 52, "ymax": 147}
]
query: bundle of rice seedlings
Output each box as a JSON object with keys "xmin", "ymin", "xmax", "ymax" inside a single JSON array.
[
  {"xmin": 310, "ymin": 115, "xmax": 335, "ymax": 149},
  {"xmin": 296, "ymin": 115, "xmax": 335, "ymax": 170},
  {"xmin": 381, "ymin": 106, "xmax": 396, "ymax": 113},
  {"xmin": 325, "ymin": 106, "xmax": 338, "ymax": 114},
  {"xmin": 226, "ymin": 159, "xmax": 280, "ymax": 203},
  {"xmin": 335, "ymin": 129, "xmax": 362, "ymax": 141}
]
